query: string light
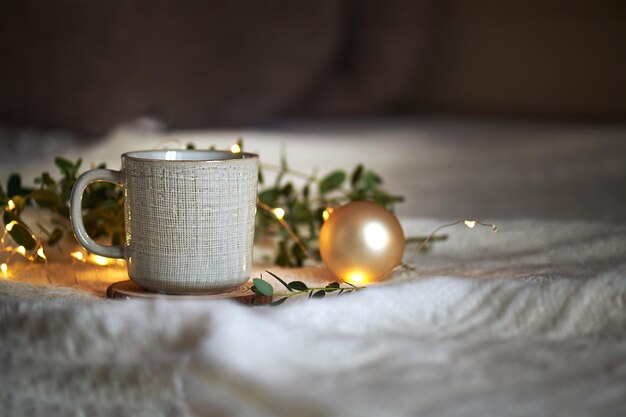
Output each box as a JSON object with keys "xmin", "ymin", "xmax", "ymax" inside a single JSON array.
[
  {"xmin": 464, "ymin": 220, "xmax": 476, "ymax": 228},
  {"xmin": 1, "ymin": 263, "xmax": 7, "ymax": 274},
  {"xmin": 322, "ymin": 207, "xmax": 334, "ymax": 222},
  {"xmin": 16, "ymin": 246, "xmax": 26, "ymax": 256},
  {"xmin": 5, "ymin": 221, "xmax": 17, "ymax": 232},
  {"xmin": 257, "ymin": 200, "xmax": 307, "ymax": 254},
  {"xmin": 272, "ymin": 207, "xmax": 285, "ymax": 220},
  {"xmin": 70, "ymin": 251, "xmax": 85, "ymax": 261},
  {"xmin": 231, "ymin": 144, "xmax": 242, "ymax": 153},
  {"xmin": 90, "ymin": 255, "xmax": 110, "ymax": 266},
  {"xmin": 404, "ymin": 219, "xmax": 499, "ymax": 265},
  {"xmin": 36, "ymin": 247, "xmax": 47, "ymax": 260},
  {"xmin": 7, "ymin": 200, "xmax": 16, "ymax": 211}
]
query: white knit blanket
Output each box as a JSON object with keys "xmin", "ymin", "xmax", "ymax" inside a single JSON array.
[{"xmin": 2, "ymin": 218, "xmax": 626, "ymax": 417}]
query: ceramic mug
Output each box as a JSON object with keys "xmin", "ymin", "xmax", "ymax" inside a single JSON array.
[{"xmin": 69, "ymin": 150, "xmax": 258, "ymax": 294}]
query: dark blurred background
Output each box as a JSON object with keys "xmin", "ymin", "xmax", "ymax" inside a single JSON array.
[{"xmin": 1, "ymin": 0, "xmax": 625, "ymax": 136}]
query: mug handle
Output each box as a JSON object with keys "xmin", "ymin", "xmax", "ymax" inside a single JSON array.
[{"xmin": 69, "ymin": 169, "xmax": 125, "ymax": 259}]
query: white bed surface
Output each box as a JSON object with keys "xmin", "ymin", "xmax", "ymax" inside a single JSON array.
[
  {"xmin": 2, "ymin": 218, "xmax": 626, "ymax": 417},
  {"xmin": 1, "ymin": 118, "xmax": 626, "ymax": 416}
]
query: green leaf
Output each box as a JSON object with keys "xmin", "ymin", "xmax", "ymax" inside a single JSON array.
[
  {"xmin": 32, "ymin": 189, "xmax": 62, "ymax": 209},
  {"xmin": 270, "ymin": 297, "xmax": 288, "ymax": 307},
  {"xmin": 258, "ymin": 168, "xmax": 264, "ymax": 185},
  {"xmin": 312, "ymin": 290, "xmax": 326, "ymax": 299},
  {"xmin": 363, "ymin": 171, "xmax": 383, "ymax": 188},
  {"xmin": 325, "ymin": 282, "xmax": 340, "ymax": 292},
  {"xmin": 186, "ymin": 143, "xmax": 196, "ymax": 150},
  {"xmin": 41, "ymin": 172, "xmax": 56, "ymax": 188},
  {"xmin": 290, "ymin": 242, "xmax": 306, "ymax": 267},
  {"xmin": 258, "ymin": 188, "xmax": 280, "ymax": 206},
  {"xmin": 8, "ymin": 195, "xmax": 26, "ymax": 213},
  {"xmin": 351, "ymin": 164, "xmax": 363, "ymax": 187},
  {"xmin": 54, "ymin": 157, "xmax": 75, "ymax": 176},
  {"xmin": 3, "ymin": 212, "xmax": 36, "ymax": 250},
  {"xmin": 291, "ymin": 202, "xmax": 312, "ymax": 222},
  {"xmin": 265, "ymin": 270, "xmax": 293, "ymax": 292},
  {"xmin": 319, "ymin": 170, "xmax": 346, "ymax": 194},
  {"xmin": 252, "ymin": 278, "xmax": 273, "ymax": 296},
  {"xmin": 7, "ymin": 174, "xmax": 30, "ymax": 197},
  {"xmin": 275, "ymin": 241, "xmax": 293, "ymax": 267},
  {"xmin": 281, "ymin": 182, "xmax": 293, "ymax": 198},
  {"xmin": 288, "ymin": 281, "xmax": 308, "ymax": 291}
]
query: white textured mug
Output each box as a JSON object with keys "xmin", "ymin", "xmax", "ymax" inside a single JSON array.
[{"xmin": 69, "ymin": 150, "xmax": 258, "ymax": 294}]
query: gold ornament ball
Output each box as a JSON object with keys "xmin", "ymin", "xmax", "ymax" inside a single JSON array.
[{"xmin": 319, "ymin": 201, "xmax": 405, "ymax": 284}]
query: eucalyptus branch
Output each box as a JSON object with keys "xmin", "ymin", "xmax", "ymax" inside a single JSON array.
[{"xmin": 250, "ymin": 270, "xmax": 366, "ymax": 306}]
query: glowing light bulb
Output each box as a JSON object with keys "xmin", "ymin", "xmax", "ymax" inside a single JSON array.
[
  {"xmin": 16, "ymin": 246, "xmax": 26, "ymax": 256},
  {"xmin": 231, "ymin": 144, "xmax": 241, "ymax": 153},
  {"xmin": 36, "ymin": 247, "xmax": 46, "ymax": 260},
  {"xmin": 91, "ymin": 255, "xmax": 110, "ymax": 266},
  {"xmin": 272, "ymin": 207, "xmax": 285, "ymax": 220},
  {"xmin": 71, "ymin": 251, "xmax": 84, "ymax": 261},
  {"xmin": 345, "ymin": 271, "xmax": 368, "ymax": 285},
  {"xmin": 5, "ymin": 221, "xmax": 17, "ymax": 232},
  {"xmin": 1, "ymin": 263, "xmax": 7, "ymax": 274},
  {"xmin": 7, "ymin": 200, "xmax": 16, "ymax": 210},
  {"xmin": 464, "ymin": 220, "xmax": 476, "ymax": 229},
  {"xmin": 322, "ymin": 207, "xmax": 334, "ymax": 222}
]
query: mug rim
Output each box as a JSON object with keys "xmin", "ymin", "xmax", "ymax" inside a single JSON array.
[{"xmin": 122, "ymin": 149, "xmax": 258, "ymax": 162}]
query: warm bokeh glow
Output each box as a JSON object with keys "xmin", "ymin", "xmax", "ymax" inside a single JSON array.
[
  {"xmin": 16, "ymin": 246, "xmax": 26, "ymax": 256},
  {"xmin": 231, "ymin": 144, "xmax": 242, "ymax": 153},
  {"xmin": 90, "ymin": 255, "xmax": 110, "ymax": 266},
  {"xmin": 5, "ymin": 221, "xmax": 17, "ymax": 232},
  {"xmin": 36, "ymin": 247, "xmax": 46, "ymax": 260},
  {"xmin": 7, "ymin": 200, "xmax": 16, "ymax": 211},
  {"xmin": 0, "ymin": 263, "xmax": 7, "ymax": 274},
  {"xmin": 464, "ymin": 220, "xmax": 476, "ymax": 229},
  {"xmin": 71, "ymin": 251, "xmax": 85, "ymax": 261},
  {"xmin": 345, "ymin": 271, "xmax": 368, "ymax": 285},
  {"xmin": 272, "ymin": 207, "xmax": 285, "ymax": 220},
  {"xmin": 322, "ymin": 207, "xmax": 334, "ymax": 222}
]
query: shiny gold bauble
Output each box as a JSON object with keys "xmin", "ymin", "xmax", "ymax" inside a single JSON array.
[{"xmin": 319, "ymin": 201, "xmax": 405, "ymax": 284}]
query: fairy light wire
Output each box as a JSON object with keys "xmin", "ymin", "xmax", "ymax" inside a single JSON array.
[
  {"xmin": 256, "ymin": 200, "xmax": 308, "ymax": 253},
  {"xmin": 403, "ymin": 219, "xmax": 499, "ymax": 265}
]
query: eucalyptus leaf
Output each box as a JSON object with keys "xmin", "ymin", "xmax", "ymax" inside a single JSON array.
[
  {"xmin": 265, "ymin": 270, "xmax": 293, "ymax": 292},
  {"xmin": 32, "ymin": 189, "xmax": 62, "ymax": 209},
  {"xmin": 258, "ymin": 188, "xmax": 280, "ymax": 206},
  {"xmin": 288, "ymin": 281, "xmax": 308, "ymax": 291},
  {"xmin": 319, "ymin": 170, "xmax": 346, "ymax": 194},
  {"xmin": 252, "ymin": 278, "xmax": 274, "ymax": 296},
  {"xmin": 41, "ymin": 172, "xmax": 56, "ymax": 188},
  {"xmin": 312, "ymin": 290, "xmax": 325, "ymax": 299},
  {"xmin": 5, "ymin": 220, "xmax": 36, "ymax": 250},
  {"xmin": 269, "ymin": 297, "xmax": 288, "ymax": 307},
  {"xmin": 54, "ymin": 157, "xmax": 75, "ymax": 176},
  {"xmin": 7, "ymin": 174, "xmax": 30, "ymax": 197},
  {"xmin": 8, "ymin": 195, "xmax": 26, "ymax": 213},
  {"xmin": 351, "ymin": 164, "xmax": 363, "ymax": 187}
]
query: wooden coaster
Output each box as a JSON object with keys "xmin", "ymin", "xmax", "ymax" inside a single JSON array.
[{"xmin": 106, "ymin": 280, "xmax": 272, "ymax": 305}]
